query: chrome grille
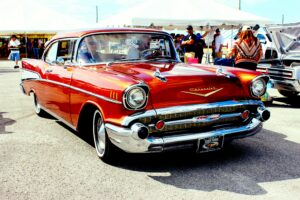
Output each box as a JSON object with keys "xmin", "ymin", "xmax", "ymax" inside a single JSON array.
[
  {"xmin": 136, "ymin": 102, "xmax": 261, "ymax": 134},
  {"xmin": 267, "ymin": 68, "xmax": 294, "ymax": 80}
]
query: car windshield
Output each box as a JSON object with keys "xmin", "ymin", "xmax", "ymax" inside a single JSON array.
[{"xmin": 77, "ymin": 33, "xmax": 177, "ymax": 64}]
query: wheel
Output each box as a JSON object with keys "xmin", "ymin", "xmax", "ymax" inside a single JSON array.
[
  {"xmin": 278, "ymin": 90, "xmax": 299, "ymax": 98},
  {"xmin": 92, "ymin": 109, "xmax": 117, "ymax": 162},
  {"xmin": 33, "ymin": 93, "xmax": 47, "ymax": 117}
]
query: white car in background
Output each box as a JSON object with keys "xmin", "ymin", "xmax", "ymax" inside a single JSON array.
[
  {"xmin": 257, "ymin": 23, "xmax": 300, "ymax": 98},
  {"xmin": 256, "ymin": 27, "xmax": 278, "ymax": 59}
]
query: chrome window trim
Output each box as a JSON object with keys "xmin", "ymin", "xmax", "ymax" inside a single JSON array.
[{"xmin": 43, "ymin": 37, "xmax": 79, "ymax": 64}]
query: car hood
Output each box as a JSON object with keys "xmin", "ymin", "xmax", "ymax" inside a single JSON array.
[
  {"xmin": 267, "ymin": 24, "xmax": 300, "ymax": 57},
  {"xmin": 108, "ymin": 62, "xmax": 251, "ymax": 109}
]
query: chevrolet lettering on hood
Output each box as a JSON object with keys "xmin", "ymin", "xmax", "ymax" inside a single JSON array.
[{"xmin": 182, "ymin": 87, "xmax": 224, "ymax": 97}]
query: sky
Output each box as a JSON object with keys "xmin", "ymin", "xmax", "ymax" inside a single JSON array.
[
  {"xmin": 51, "ymin": 0, "xmax": 299, "ymax": 24},
  {"xmin": 4, "ymin": 0, "xmax": 300, "ymax": 27}
]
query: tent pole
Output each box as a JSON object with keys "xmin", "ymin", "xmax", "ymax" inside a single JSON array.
[
  {"xmin": 206, "ymin": 25, "xmax": 211, "ymax": 64},
  {"xmin": 25, "ymin": 32, "xmax": 28, "ymax": 58},
  {"xmin": 230, "ymin": 25, "xmax": 233, "ymax": 49}
]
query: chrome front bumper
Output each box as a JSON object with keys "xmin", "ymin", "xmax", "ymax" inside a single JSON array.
[{"xmin": 105, "ymin": 118, "xmax": 263, "ymax": 153}]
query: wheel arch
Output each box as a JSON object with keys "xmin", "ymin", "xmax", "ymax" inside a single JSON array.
[{"xmin": 76, "ymin": 100, "xmax": 105, "ymax": 133}]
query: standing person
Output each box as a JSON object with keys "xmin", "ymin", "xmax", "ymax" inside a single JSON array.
[
  {"xmin": 181, "ymin": 25, "xmax": 196, "ymax": 63},
  {"xmin": 8, "ymin": 35, "xmax": 21, "ymax": 69},
  {"xmin": 226, "ymin": 28, "xmax": 263, "ymax": 71},
  {"xmin": 26, "ymin": 39, "xmax": 33, "ymax": 58},
  {"xmin": 174, "ymin": 34, "xmax": 183, "ymax": 59},
  {"xmin": 0, "ymin": 39, "xmax": 3, "ymax": 57},
  {"xmin": 32, "ymin": 39, "xmax": 39, "ymax": 59},
  {"xmin": 195, "ymin": 30, "xmax": 209, "ymax": 63},
  {"xmin": 214, "ymin": 28, "xmax": 224, "ymax": 59}
]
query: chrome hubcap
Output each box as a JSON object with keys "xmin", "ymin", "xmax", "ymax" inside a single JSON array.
[{"xmin": 93, "ymin": 110, "xmax": 106, "ymax": 157}]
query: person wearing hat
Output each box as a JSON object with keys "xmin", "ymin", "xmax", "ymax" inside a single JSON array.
[
  {"xmin": 8, "ymin": 35, "xmax": 21, "ymax": 69},
  {"xmin": 181, "ymin": 25, "xmax": 197, "ymax": 63},
  {"xmin": 214, "ymin": 28, "xmax": 224, "ymax": 59}
]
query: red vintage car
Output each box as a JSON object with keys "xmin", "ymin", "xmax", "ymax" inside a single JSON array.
[{"xmin": 21, "ymin": 28, "xmax": 270, "ymax": 162}]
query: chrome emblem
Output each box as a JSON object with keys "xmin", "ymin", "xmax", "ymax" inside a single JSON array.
[
  {"xmin": 193, "ymin": 114, "xmax": 221, "ymax": 122},
  {"xmin": 182, "ymin": 87, "xmax": 223, "ymax": 97}
]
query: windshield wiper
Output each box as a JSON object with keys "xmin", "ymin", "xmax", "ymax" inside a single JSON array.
[
  {"xmin": 106, "ymin": 58, "xmax": 144, "ymax": 66},
  {"xmin": 145, "ymin": 56, "xmax": 179, "ymax": 63}
]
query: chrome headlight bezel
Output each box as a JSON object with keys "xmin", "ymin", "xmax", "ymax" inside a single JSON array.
[
  {"xmin": 250, "ymin": 76, "xmax": 268, "ymax": 98},
  {"xmin": 123, "ymin": 84, "xmax": 149, "ymax": 110}
]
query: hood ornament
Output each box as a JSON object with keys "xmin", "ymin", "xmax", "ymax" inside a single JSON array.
[
  {"xmin": 153, "ymin": 68, "xmax": 167, "ymax": 82},
  {"xmin": 216, "ymin": 66, "xmax": 230, "ymax": 78}
]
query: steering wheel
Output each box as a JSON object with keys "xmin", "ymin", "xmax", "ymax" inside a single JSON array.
[{"xmin": 140, "ymin": 48, "xmax": 161, "ymax": 59}]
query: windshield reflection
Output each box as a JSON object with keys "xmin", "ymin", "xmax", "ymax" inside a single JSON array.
[{"xmin": 77, "ymin": 33, "xmax": 177, "ymax": 64}]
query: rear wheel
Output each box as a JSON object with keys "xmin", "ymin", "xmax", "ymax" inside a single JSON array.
[
  {"xmin": 92, "ymin": 109, "xmax": 117, "ymax": 162},
  {"xmin": 33, "ymin": 93, "xmax": 47, "ymax": 117},
  {"xmin": 278, "ymin": 90, "xmax": 299, "ymax": 98}
]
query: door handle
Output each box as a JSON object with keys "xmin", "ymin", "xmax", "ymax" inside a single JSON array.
[{"xmin": 46, "ymin": 68, "xmax": 53, "ymax": 73}]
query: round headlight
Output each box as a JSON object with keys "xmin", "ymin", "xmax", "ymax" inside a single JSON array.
[
  {"xmin": 124, "ymin": 87, "xmax": 147, "ymax": 110},
  {"xmin": 251, "ymin": 78, "xmax": 266, "ymax": 97}
]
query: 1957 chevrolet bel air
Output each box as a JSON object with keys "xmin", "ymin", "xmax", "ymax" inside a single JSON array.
[{"xmin": 21, "ymin": 28, "xmax": 270, "ymax": 162}]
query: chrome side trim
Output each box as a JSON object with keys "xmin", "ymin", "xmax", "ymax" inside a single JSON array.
[
  {"xmin": 121, "ymin": 100, "xmax": 264, "ymax": 126},
  {"xmin": 21, "ymin": 69, "xmax": 41, "ymax": 81},
  {"xmin": 38, "ymin": 79, "xmax": 122, "ymax": 104},
  {"xmin": 21, "ymin": 68, "xmax": 122, "ymax": 104},
  {"xmin": 106, "ymin": 118, "xmax": 262, "ymax": 153}
]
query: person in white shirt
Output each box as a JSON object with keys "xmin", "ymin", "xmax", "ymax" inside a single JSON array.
[
  {"xmin": 8, "ymin": 35, "xmax": 21, "ymax": 69},
  {"xmin": 214, "ymin": 28, "xmax": 224, "ymax": 59}
]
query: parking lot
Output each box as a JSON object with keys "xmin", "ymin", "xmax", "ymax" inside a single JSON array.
[{"xmin": 1, "ymin": 61, "xmax": 300, "ymax": 200}]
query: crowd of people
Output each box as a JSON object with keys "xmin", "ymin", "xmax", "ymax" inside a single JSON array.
[
  {"xmin": 171, "ymin": 24, "xmax": 263, "ymax": 71},
  {"xmin": 170, "ymin": 25, "xmax": 224, "ymax": 64},
  {"xmin": 5, "ymin": 25, "xmax": 263, "ymax": 71}
]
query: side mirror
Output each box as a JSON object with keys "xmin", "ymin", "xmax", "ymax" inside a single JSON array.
[{"xmin": 56, "ymin": 57, "xmax": 65, "ymax": 66}]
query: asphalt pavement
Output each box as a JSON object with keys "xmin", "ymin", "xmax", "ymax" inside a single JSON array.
[{"xmin": 1, "ymin": 60, "xmax": 300, "ymax": 200}]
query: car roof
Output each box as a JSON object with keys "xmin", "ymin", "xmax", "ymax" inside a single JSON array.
[{"xmin": 51, "ymin": 28, "xmax": 168, "ymax": 41}]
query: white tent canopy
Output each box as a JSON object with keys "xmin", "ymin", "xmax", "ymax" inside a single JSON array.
[
  {"xmin": 99, "ymin": 0, "xmax": 270, "ymax": 29},
  {"xmin": 0, "ymin": 1, "xmax": 87, "ymax": 34}
]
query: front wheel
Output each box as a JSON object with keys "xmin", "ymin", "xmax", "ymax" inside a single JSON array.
[
  {"xmin": 278, "ymin": 90, "xmax": 299, "ymax": 98},
  {"xmin": 92, "ymin": 110, "xmax": 117, "ymax": 162}
]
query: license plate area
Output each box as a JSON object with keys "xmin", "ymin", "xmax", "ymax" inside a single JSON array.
[{"xmin": 197, "ymin": 135, "xmax": 224, "ymax": 153}]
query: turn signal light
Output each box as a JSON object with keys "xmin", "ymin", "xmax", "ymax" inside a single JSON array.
[
  {"xmin": 241, "ymin": 110, "xmax": 250, "ymax": 120},
  {"xmin": 156, "ymin": 120, "xmax": 165, "ymax": 130}
]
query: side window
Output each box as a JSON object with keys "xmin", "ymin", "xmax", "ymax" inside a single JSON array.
[
  {"xmin": 57, "ymin": 40, "xmax": 75, "ymax": 62},
  {"xmin": 45, "ymin": 42, "xmax": 58, "ymax": 64}
]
